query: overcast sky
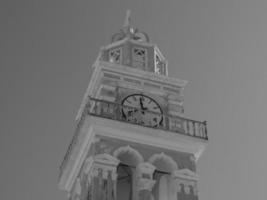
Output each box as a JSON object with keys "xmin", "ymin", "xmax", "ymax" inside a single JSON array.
[{"xmin": 1, "ymin": 0, "xmax": 267, "ymax": 200}]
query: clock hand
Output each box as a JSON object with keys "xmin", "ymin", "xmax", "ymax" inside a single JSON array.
[{"xmin": 139, "ymin": 97, "xmax": 148, "ymax": 110}]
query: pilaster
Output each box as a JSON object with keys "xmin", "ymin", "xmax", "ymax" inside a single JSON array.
[{"xmin": 88, "ymin": 154, "xmax": 120, "ymax": 200}]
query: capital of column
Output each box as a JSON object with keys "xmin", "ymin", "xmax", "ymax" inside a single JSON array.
[
  {"xmin": 111, "ymin": 170, "xmax": 118, "ymax": 181},
  {"xmin": 136, "ymin": 162, "xmax": 156, "ymax": 178},
  {"xmin": 102, "ymin": 168, "xmax": 109, "ymax": 179},
  {"xmin": 91, "ymin": 167, "xmax": 100, "ymax": 177},
  {"xmin": 136, "ymin": 178, "xmax": 156, "ymax": 192}
]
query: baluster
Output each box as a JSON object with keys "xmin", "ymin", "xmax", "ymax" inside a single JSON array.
[
  {"xmin": 167, "ymin": 116, "xmax": 171, "ymax": 131},
  {"xmin": 198, "ymin": 123, "xmax": 201, "ymax": 137},
  {"xmin": 196, "ymin": 123, "xmax": 200, "ymax": 137},
  {"xmin": 182, "ymin": 119, "xmax": 186, "ymax": 133},
  {"xmin": 190, "ymin": 121, "xmax": 193, "ymax": 135},
  {"xmin": 186, "ymin": 120, "xmax": 190, "ymax": 135},
  {"xmin": 105, "ymin": 102, "xmax": 109, "ymax": 115},
  {"xmin": 116, "ymin": 104, "xmax": 121, "ymax": 120},
  {"xmin": 99, "ymin": 101, "xmax": 103, "ymax": 115},
  {"xmin": 202, "ymin": 123, "xmax": 205, "ymax": 138},
  {"xmin": 163, "ymin": 114, "xmax": 167, "ymax": 129},
  {"xmin": 111, "ymin": 103, "xmax": 115, "ymax": 119},
  {"xmin": 103, "ymin": 102, "xmax": 107, "ymax": 115},
  {"xmin": 113, "ymin": 103, "xmax": 117, "ymax": 120},
  {"xmin": 107, "ymin": 102, "xmax": 111, "ymax": 115},
  {"xmin": 192, "ymin": 122, "xmax": 196, "ymax": 136},
  {"xmin": 204, "ymin": 121, "xmax": 208, "ymax": 139},
  {"xmin": 93, "ymin": 101, "xmax": 98, "ymax": 115}
]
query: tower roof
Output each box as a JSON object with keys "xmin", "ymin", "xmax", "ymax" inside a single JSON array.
[
  {"xmin": 111, "ymin": 10, "xmax": 150, "ymax": 43},
  {"xmin": 97, "ymin": 11, "xmax": 169, "ymax": 76}
]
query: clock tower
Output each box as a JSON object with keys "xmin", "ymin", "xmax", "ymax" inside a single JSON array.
[{"xmin": 58, "ymin": 11, "xmax": 208, "ymax": 200}]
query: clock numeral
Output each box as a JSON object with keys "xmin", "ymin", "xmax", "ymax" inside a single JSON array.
[
  {"xmin": 126, "ymin": 99, "xmax": 132, "ymax": 104},
  {"xmin": 132, "ymin": 96, "xmax": 137, "ymax": 101}
]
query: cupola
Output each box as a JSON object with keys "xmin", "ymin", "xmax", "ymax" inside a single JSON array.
[{"xmin": 99, "ymin": 10, "xmax": 168, "ymax": 76}]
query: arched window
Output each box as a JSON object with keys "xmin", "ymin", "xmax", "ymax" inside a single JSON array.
[
  {"xmin": 149, "ymin": 153, "xmax": 178, "ymax": 200},
  {"xmin": 132, "ymin": 47, "xmax": 147, "ymax": 70},
  {"xmin": 109, "ymin": 48, "xmax": 122, "ymax": 64},
  {"xmin": 117, "ymin": 163, "xmax": 133, "ymax": 200},
  {"xmin": 113, "ymin": 146, "xmax": 143, "ymax": 200}
]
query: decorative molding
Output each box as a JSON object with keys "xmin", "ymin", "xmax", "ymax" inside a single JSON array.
[
  {"xmin": 113, "ymin": 145, "xmax": 144, "ymax": 165},
  {"xmin": 148, "ymin": 152, "xmax": 178, "ymax": 171},
  {"xmin": 101, "ymin": 63, "xmax": 187, "ymax": 88},
  {"xmin": 94, "ymin": 153, "xmax": 120, "ymax": 166},
  {"xmin": 184, "ymin": 185, "xmax": 190, "ymax": 194},
  {"xmin": 174, "ymin": 169, "xmax": 198, "ymax": 195},
  {"xmin": 172, "ymin": 168, "xmax": 199, "ymax": 181},
  {"xmin": 91, "ymin": 168, "xmax": 99, "ymax": 177},
  {"xmin": 83, "ymin": 156, "xmax": 94, "ymax": 175},
  {"xmin": 74, "ymin": 178, "xmax": 81, "ymax": 195},
  {"xmin": 99, "ymin": 142, "xmax": 113, "ymax": 154},
  {"xmin": 190, "ymin": 155, "xmax": 196, "ymax": 162},
  {"xmin": 58, "ymin": 122, "xmax": 96, "ymax": 192},
  {"xmin": 168, "ymin": 99, "xmax": 184, "ymax": 107},
  {"xmin": 92, "ymin": 153, "xmax": 120, "ymax": 180},
  {"xmin": 75, "ymin": 65, "xmax": 102, "ymax": 121},
  {"xmin": 177, "ymin": 181, "xmax": 197, "ymax": 195},
  {"xmin": 89, "ymin": 116, "xmax": 207, "ymax": 161}
]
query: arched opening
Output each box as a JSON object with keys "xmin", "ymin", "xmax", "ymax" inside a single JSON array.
[
  {"xmin": 148, "ymin": 152, "xmax": 178, "ymax": 173},
  {"xmin": 152, "ymin": 173, "xmax": 176, "ymax": 200},
  {"xmin": 113, "ymin": 145, "xmax": 144, "ymax": 167},
  {"xmin": 149, "ymin": 153, "xmax": 178, "ymax": 200},
  {"xmin": 117, "ymin": 163, "xmax": 133, "ymax": 200},
  {"xmin": 114, "ymin": 146, "xmax": 143, "ymax": 200}
]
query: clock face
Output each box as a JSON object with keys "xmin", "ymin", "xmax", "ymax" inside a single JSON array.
[{"xmin": 121, "ymin": 94, "xmax": 163, "ymax": 127}]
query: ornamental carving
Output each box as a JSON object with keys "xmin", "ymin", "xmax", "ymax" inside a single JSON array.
[
  {"xmin": 148, "ymin": 152, "xmax": 178, "ymax": 172},
  {"xmin": 113, "ymin": 145, "xmax": 144, "ymax": 165}
]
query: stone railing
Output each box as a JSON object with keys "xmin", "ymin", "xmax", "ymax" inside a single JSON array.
[{"xmin": 87, "ymin": 97, "xmax": 208, "ymax": 140}]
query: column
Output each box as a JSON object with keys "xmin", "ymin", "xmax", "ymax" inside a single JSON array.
[{"xmin": 135, "ymin": 162, "xmax": 156, "ymax": 200}]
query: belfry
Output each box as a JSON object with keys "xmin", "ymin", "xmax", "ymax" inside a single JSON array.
[{"xmin": 58, "ymin": 11, "xmax": 208, "ymax": 200}]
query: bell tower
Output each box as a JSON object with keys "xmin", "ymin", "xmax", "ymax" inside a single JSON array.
[{"xmin": 58, "ymin": 11, "xmax": 208, "ymax": 200}]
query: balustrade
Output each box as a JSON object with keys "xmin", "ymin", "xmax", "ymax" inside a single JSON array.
[{"xmin": 87, "ymin": 97, "xmax": 208, "ymax": 140}]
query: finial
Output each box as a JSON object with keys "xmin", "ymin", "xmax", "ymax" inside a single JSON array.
[
  {"xmin": 123, "ymin": 10, "xmax": 131, "ymax": 28},
  {"xmin": 123, "ymin": 10, "xmax": 134, "ymax": 35},
  {"xmin": 111, "ymin": 10, "xmax": 150, "ymax": 43}
]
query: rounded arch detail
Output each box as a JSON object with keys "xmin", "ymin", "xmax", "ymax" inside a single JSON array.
[
  {"xmin": 148, "ymin": 152, "xmax": 178, "ymax": 172},
  {"xmin": 113, "ymin": 145, "xmax": 144, "ymax": 166}
]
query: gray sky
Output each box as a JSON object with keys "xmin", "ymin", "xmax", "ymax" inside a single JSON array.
[{"xmin": 1, "ymin": 0, "xmax": 267, "ymax": 199}]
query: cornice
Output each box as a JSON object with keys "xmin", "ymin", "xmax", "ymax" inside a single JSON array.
[{"xmin": 100, "ymin": 61, "xmax": 188, "ymax": 87}]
